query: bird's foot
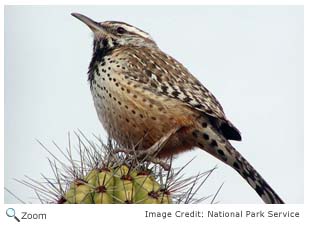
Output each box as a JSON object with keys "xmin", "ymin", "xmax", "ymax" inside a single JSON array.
[
  {"xmin": 112, "ymin": 148, "xmax": 171, "ymax": 170},
  {"xmin": 112, "ymin": 127, "xmax": 180, "ymax": 171}
]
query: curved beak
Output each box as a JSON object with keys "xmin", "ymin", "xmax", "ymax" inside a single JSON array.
[{"xmin": 71, "ymin": 13, "xmax": 103, "ymax": 32}]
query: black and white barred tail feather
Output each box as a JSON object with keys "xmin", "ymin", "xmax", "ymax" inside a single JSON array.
[{"xmin": 194, "ymin": 121, "xmax": 284, "ymax": 204}]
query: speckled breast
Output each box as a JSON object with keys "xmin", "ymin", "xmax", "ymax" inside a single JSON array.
[{"xmin": 90, "ymin": 53, "xmax": 197, "ymax": 150}]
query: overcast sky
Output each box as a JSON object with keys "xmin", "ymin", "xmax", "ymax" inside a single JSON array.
[{"xmin": 4, "ymin": 6, "xmax": 303, "ymax": 203}]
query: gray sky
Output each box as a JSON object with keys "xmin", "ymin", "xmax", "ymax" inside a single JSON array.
[{"xmin": 4, "ymin": 6, "xmax": 303, "ymax": 203}]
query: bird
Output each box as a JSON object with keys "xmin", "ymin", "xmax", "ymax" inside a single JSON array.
[{"xmin": 72, "ymin": 12, "xmax": 284, "ymax": 204}]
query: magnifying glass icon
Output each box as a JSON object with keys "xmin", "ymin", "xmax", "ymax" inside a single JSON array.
[{"xmin": 6, "ymin": 208, "xmax": 20, "ymax": 222}]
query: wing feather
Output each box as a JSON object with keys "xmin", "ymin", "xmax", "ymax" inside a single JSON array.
[{"xmin": 113, "ymin": 46, "xmax": 241, "ymax": 140}]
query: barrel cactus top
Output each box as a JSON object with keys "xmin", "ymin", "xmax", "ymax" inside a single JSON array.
[{"xmin": 18, "ymin": 132, "xmax": 219, "ymax": 204}]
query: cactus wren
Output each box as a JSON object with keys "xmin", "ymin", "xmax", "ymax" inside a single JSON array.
[{"xmin": 72, "ymin": 13, "xmax": 284, "ymax": 204}]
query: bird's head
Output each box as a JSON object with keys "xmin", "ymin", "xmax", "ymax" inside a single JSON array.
[{"xmin": 71, "ymin": 13, "xmax": 157, "ymax": 50}]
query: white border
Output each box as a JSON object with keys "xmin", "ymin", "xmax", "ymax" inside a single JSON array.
[
  {"xmin": 0, "ymin": 0, "xmax": 307, "ymax": 5},
  {"xmin": 1, "ymin": 1, "xmax": 307, "ymax": 225}
]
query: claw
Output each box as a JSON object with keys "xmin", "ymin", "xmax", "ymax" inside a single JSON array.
[
  {"xmin": 113, "ymin": 148, "xmax": 130, "ymax": 154},
  {"xmin": 150, "ymin": 158, "xmax": 171, "ymax": 171}
]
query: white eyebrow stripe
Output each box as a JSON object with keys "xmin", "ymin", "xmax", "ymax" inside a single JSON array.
[{"xmin": 118, "ymin": 24, "xmax": 153, "ymax": 40}]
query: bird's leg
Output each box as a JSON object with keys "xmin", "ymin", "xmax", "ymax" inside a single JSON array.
[
  {"xmin": 113, "ymin": 127, "xmax": 180, "ymax": 170},
  {"xmin": 134, "ymin": 127, "xmax": 180, "ymax": 170},
  {"xmin": 140, "ymin": 127, "xmax": 180, "ymax": 156}
]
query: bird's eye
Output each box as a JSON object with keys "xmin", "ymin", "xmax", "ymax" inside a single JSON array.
[{"xmin": 116, "ymin": 27, "xmax": 127, "ymax": 34}]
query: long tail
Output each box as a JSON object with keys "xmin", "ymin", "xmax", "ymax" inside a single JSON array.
[
  {"xmin": 230, "ymin": 147, "xmax": 284, "ymax": 204},
  {"xmin": 194, "ymin": 122, "xmax": 284, "ymax": 204}
]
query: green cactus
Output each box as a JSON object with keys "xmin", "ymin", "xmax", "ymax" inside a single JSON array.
[
  {"xmin": 14, "ymin": 132, "xmax": 219, "ymax": 204},
  {"xmin": 63, "ymin": 165, "xmax": 171, "ymax": 204}
]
